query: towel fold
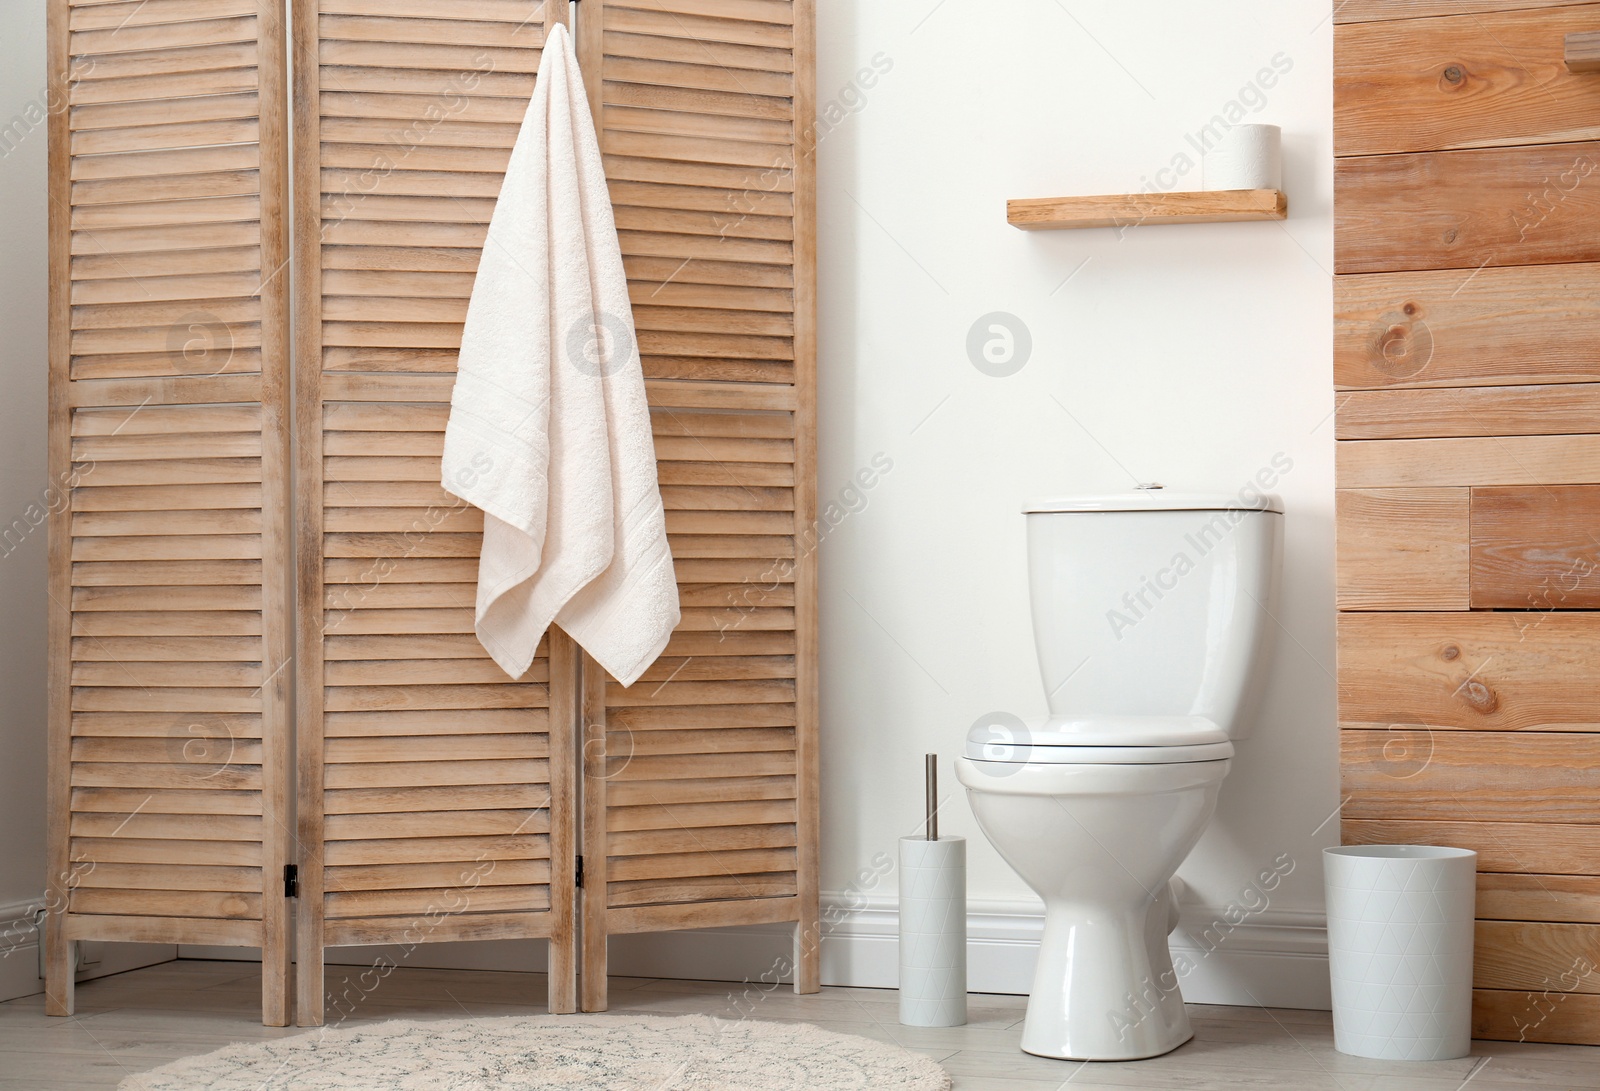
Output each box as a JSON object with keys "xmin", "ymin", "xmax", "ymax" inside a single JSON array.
[{"xmin": 441, "ymin": 21, "xmax": 678, "ymax": 687}]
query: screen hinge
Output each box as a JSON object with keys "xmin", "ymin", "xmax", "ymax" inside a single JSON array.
[
  {"xmin": 575, "ymin": 855, "xmax": 584, "ymax": 889},
  {"xmin": 284, "ymin": 864, "xmax": 299, "ymax": 899}
]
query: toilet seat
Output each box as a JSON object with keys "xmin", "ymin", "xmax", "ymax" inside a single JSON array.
[
  {"xmin": 965, "ymin": 714, "xmax": 1234, "ymax": 764},
  {"xmin": 1035, "ymin": 715, "xmax": 1230, "ymax": 747},
  {"xmin": 955, "ymin": 752, "xmax": 1232, "ymax": 798},
  {"xmin": 963, "ymin": 740, "xmax": 1235, "ymax": 764}
]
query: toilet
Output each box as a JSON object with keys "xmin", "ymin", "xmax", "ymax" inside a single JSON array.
[{"xmin": 955, "ymin": 487, "xmax": 1282, "ymax": 1062}]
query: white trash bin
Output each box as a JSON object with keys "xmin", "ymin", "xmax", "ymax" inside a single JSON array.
[{"xmin": 1324, "ymin": 845, "xmax": 1477, "ymax": 1061}]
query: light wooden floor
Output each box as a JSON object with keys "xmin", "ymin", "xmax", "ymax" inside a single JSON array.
[{"xmin": 1, "ymin": 960, "xmax": 1596, "ymax": 1090}]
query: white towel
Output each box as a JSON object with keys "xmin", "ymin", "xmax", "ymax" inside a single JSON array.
[{"xmin": 441, "ymin": 22, "xmax": 679, "ymax": 687}]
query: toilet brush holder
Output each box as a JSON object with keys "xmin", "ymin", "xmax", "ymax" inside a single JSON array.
[
  {"xmin": 898, "ymin": 835, "xmax": 967, "ymax": 1027},
  {"xmin": 899, "ymin": 753, "xmax": 966, "ymax": 1027}
]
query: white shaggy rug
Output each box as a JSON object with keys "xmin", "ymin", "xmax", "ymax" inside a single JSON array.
[{"xmin": 116, "ymin": 1013, "xmax": 952, "ymax": 1090}]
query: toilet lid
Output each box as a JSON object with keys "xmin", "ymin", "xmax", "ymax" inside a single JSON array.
[{"xmin": 963, "ymin": 740, "xmax": 1235, "ymax": 764}]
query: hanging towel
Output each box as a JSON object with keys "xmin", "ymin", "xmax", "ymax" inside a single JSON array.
[{"xmin": 440, "ymin": 21, "xmax": 679, "ymax": 687}]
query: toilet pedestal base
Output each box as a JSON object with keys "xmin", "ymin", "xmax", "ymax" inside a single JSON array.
[
  {"xmin": 952, "ymin": 757, "xmax": 1230, "ymax": 1063},
  {"xmin": 1019, "ymin": 890, "xmax": 1191, "ymax": 1062}
]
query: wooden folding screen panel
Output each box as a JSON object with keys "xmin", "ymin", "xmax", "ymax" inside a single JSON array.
[
  {"xmin": 574, "ymin": 0, "xmax": 819, "ymax": 1009},
  {"xmin": 1335, "ymin": 1, "xmax": 1600, "ymax": 1045},
  {"xmin": 291, "ymin": 0, "xmax": 578, "ymax": 1024},
  {"xmin": 45, "ymin": 0, "xmax": 294, "ymax": 1025}
]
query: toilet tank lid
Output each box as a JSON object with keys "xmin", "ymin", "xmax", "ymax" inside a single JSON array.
[{"xmin": 1024, "ymin": 489, "xmax": 1283, "ymax": 514}]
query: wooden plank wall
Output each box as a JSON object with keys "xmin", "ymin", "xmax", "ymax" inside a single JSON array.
[
  {"xmin": 291, "ymin": 0, "xmax": 577, "ymax": 1025},
  {"xmin": 46, "ymin": 0, "xmax": 294, "ymax": 1025},
  {"xmin": 575, "ymin": 0, "xmax": 819, "ymax": 1011},
  {"xmin": 1335, "ymin": 1, "xmax": 1600, "ymax": 1044}
]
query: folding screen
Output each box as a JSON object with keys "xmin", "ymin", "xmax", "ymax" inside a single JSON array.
[
  {"xmin": 45, "ymin": 0, "xmax": 295, "ymax": 1026},
  {"xmin": 573, "ymin": 0, "xmax": 820, "ymax": 1009},
  {"xmin": 291, "ymin": 0, "xmax": 577, "ymax": 1024},
  {"xmin": 47, "ymin": 0, "xmax": 817, "ymax": 1026}
]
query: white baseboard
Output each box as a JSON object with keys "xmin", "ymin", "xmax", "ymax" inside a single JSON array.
[
  {"xmin": 1170, "ymin": 906, "xmax": 1331, "ymax": 1009},
  {"xmin": 0, "ymin": 899, "xmax": 44, "ymax": 1003},
  {"xmin": 0, "ymin": 896, "xmax": 176, "ymax": 1004},
  {"xmin": 185, "ymin": 894, "xmax": 1329, "ymax": 1011},
  {"xmin": 815, "ymin": 896, "xmax": 1330, "ymax": 1010}
]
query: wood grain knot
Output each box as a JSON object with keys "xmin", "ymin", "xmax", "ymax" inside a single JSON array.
[
  {"xmin": 1370, "ymin": 311, "xmax": 1434, "ymax": 378},
  {"xmin": 1442, "ymin": 65, "xmax": 1465, "ymax": 85},
  {"xmin": 1457, "ymin": 678, "xmax": 1499, "ymax": 713}
]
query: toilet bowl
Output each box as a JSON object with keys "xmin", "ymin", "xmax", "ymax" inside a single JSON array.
[{"xmin": 958, "ymin": 488, "xmax": 1282, "ymax": 1062}]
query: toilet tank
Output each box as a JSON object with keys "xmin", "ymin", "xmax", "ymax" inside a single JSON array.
[{"xmin": 1025, "ymin": 490, "xmax": 1282, "ymax": 740}]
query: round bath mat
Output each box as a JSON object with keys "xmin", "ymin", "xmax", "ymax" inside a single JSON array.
[{"xmin": 116, "ymin": 1012, "xmax": 952, "ymax": 1091}]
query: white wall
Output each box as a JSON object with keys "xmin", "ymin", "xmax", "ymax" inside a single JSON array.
[
  {"xmin": 0, "ymin": 4, "xmax": 181, "ymax": 1001},
  {"xmin": 0, "ymin": 0, "xmax": 52, "ymax": 912},
  {"xmin": 812, "ymin": 0, "xmax": 1337, "ymax": 1000},
  {"xmin": 0, "ymin": 0, "xmax": 1338, "ymax": 1005},
  {"xmin": 0, "ymin": 0, "xmax": 65, "ymax": 1002}
]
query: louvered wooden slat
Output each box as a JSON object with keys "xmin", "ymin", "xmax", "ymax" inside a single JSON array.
[
  {"xmin": 47, "ymin": 0, "xmax": 292, "ymax": 1027},
  {"xmin": 323, "ymin": 783, "xmax": 549, "ymax": 814},
  {"xmin": 73, "ymin": 862, "xmax": 263, "ymax": 892},
  {"xmin": 320, "ymin": 66, "xmax": 535, "ymax": 99},
  {"xmin": 326, "ymin": 807, "xmax": 548, "ymax": 836},
  {"xmin": 72, "ymin": 611, "xmax": 262, "ymax": 637},
  {"xmin": 607, "ymin": 874, "xmax": 798, "ymax": 903},
  {"xmin": 602, "ymin": 54, "xmax": 792, "ymax": 97},
  {"xmin": 68, "ymin": 767, "xmax": 256, "ymax": 798},
  {"xmin": 605, "ymin": 7, "xmax": 793, "ymax": 47},
  {"xmin": 324, "ymin": 885, "xmax": 551, "ymax": 917},
  {"xmin": 69, "ymin": 836, "xmax": 262, "ymax": 866},
  {"xmin": 325, "ymin": 706, "xmax": 549, "ymax": 734},
  {"xmin": 74, "ymin": 590, "xmax": 258, "ymax": 620},
  {"xmin": 68, "ymin": 809, "xmax": 262, "ymax": 839},
  {"xmin": 71, "ymin": 706, "xmax": 262, "ymax": 731},
  {"xmin": 70, "ymin": 890, "xmax": 262, "ymax": 919},
  {"xmin": 69, "ymin": 92, "xmax": 261, "ymax": 133},
  {"xmin": 323, "ymin": 912, "xmax": 548, "ymax": 944},
  {"xmin": 326, "ymin": 857, "xmax": 549, "ymax": 888},
  {"xmin": 323, "ymin": 834, "xmax": 549, "ymax": 866},
  {"xmin": 609, "ymin": 798, "xmax": 796, "ymax": 830},
  {"xmin": 70, "ymin": 67, "xmax": 262, "ymax": 107}
]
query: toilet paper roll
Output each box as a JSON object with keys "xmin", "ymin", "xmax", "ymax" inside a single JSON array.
[
  {"xmin": 898, "ymin": 836, "xmax": 967, "ymax": 1028},
  {"xmin": 1202, "ymin": 124, "xmax": 1282, "ymax": 191}
]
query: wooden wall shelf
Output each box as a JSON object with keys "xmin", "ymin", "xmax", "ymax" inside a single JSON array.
[
  {"xmin": 1567, "ymin": 30, "xmax": 1600, "ymax": 72},
  {"xmin": 1007, "ymin": 189, "xmax": 1288, "ymax": 231}
]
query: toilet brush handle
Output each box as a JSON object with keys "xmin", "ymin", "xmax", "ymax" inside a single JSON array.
[{"xmin": 925, "ymin": 753, "xmax": 938, "ymax": 841}]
